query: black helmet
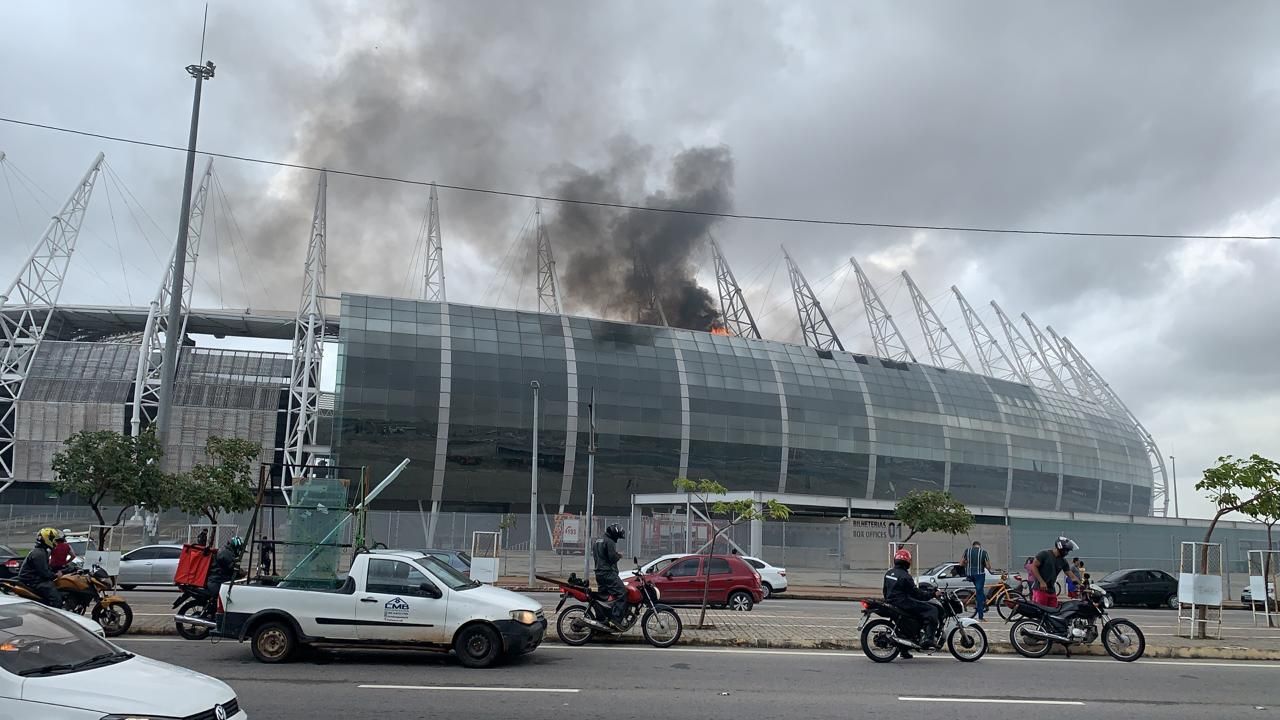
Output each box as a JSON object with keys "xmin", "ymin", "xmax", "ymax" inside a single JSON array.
[
  {"xmin": 605, "ymin": 523, "xmax": 626, "ymax": 541},
  {"xmin": 1055, "ymin": 536, "xmax": 1078, "ymax": 555}
]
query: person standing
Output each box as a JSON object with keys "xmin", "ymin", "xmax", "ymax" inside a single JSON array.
[
  {"xmin": 258, "ymin": 535, "xmax": 275, "ymax": 576},
  {"xmin": 959, "ymin": 540, "xmax": 993, "ymax": 621},
  {"xmin": 1022, "ymin": 556, "xmax": 1036, "ymax": 596},
  {"xmin": 1031, "ymin": 537, "xmax": 1081, "ymax": 607}
]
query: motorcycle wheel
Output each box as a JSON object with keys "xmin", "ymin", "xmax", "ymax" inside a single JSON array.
[
  {"xmin": 859, "ymin": 618, "xmax": 901, "ymax": 663},
  {"xmin": 1101, "ymin": 619, "xmax": 1145, "ymax": 662},
  {"xmin": 556, "ymin": 605, "xmax": 595, "ymax": 646},
  {"xmin": 640, "ymin": 606, "xmax": 682, "ymax": 648},
  {"xmin": 93, "ymin": 602, "xmax": 133, "ymax": 637},
  {"xmin": 947, "ymin": 624, "xmax": 988, "ymax": 662},
  {"xmin": 175, "ymin": 598, "xmax": 212, "ymax": 641},
  {"xmin": 1008, "ymin": 619, "xmax": 1053, "ymax": 658}
]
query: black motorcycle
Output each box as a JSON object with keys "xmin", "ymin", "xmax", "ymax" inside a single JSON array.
[
  {"xmin": 859, "ymin": 583, "xmax": 988, "ymax": 662},
  {"xmin": 173, "ymin": 584, "xmax": 218, "ymax": 640},
  {"xmin": 1008, "ymin": 584, "xmax": 1145, "ymax": 661}
]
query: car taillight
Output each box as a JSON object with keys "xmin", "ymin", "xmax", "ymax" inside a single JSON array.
[
  {"xmin": 4, "ymin": 559, "xmax": 17, "ymax": 569},
  {"xmin": 778, "ymin": 570, "xmax": 786, "ymax": 577},
  {"xmin": 860, "ymin": 600, "xmax": 869, "ymax": 610}
]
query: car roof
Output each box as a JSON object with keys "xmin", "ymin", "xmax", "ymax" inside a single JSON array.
[{"xmin": 370, "ymin": 549, "xmax": 428, "ymax": 560}]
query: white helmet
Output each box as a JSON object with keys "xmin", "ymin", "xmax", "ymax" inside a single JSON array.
[{"xmin": 1055, "ymin": 536, "xmax": 1079, "ymax": 555}]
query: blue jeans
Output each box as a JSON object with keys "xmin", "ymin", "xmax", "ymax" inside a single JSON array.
[{"xmin": 969, "ymin": 574, "xmax": 986, "ymax": 618}]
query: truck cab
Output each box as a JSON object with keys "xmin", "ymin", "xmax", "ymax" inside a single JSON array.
[{"xmin": 215, "ymin": 550, "xmax": 545, "ymax": 668}]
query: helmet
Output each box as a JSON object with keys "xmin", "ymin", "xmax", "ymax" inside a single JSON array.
[
  {"xmin": 1055, "ymin": 536, "xmax": 1078, "ymax": 555},
  {"xmin": 36, "ymin": 527, "xmax": 60, "ymax": 549},
  {"xmin": 893, "ymin": 548, "xmax": 912, "ymax": 565},
  {"xmin": 228, "ymin": 536, "xmax": 245, "ymax": 551},
  {"xmin": 605, "ymin": 524, "xmax": 626, "ymax": 541}
]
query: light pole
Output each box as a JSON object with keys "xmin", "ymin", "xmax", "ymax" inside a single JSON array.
[
  {"xmin": 1169, "ymin": 455, "xmax": 1180, "ymax": 518},
  {"xmin": 583, "ymin": 386, "xmax": 596, "ymax": 579},
  {"xmin": 155, "ymin": 59, "xmax": 215, "ymax": 446},
  {"xmin": 529, "ymin": 380, "xmax": 540, "ymax": 585}
]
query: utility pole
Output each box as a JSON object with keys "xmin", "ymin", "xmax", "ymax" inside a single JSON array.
[
  {"xmin": 154, "ymin": 58, "xmax": 215, "ymax": 448},
  {"xmin": 1169, "ymin": 455, "xmax": 1180, "ymax": 518},
  {"xmin": 529, "ymin": 380, "xmax": 540, "ymax": 585},
  {"xmin": 584, "ymin": 387, "xmax": 597, "ymax": 579}
]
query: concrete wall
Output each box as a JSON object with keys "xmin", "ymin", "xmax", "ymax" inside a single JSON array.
[{"xmin": 839, "ymin": 517, "xmax": 1011, "ymax": 571}]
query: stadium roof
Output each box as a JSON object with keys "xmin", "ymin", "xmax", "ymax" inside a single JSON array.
[{"xmin": 0, "ymin": 304, "xmax": 339, "ymax": 342}]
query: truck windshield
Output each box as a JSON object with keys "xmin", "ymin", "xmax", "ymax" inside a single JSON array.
[{"xmin": 420, "ymin": 555, "xmax": 478, "ymax": 590}]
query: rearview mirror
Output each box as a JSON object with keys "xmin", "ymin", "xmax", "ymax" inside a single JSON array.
[{"xmin": 419, "ymin": 582, "xmax": 442, "ymax": 599}]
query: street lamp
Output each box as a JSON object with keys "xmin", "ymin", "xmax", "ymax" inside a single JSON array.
[
  {"xmin": 1169, "ymin": 455, "xmax": 1180, "ymax": 518},
  {"xmin": 529, "ymin": 380, "xmax": 540, "ymax": 585}
]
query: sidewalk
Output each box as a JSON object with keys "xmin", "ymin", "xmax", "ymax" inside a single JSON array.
[{"xmin": 131, "ymin": 604, "xmax": 1280, "ymax": 661}]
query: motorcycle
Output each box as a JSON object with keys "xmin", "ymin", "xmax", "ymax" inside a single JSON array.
[
  {"xmin": 173, "ymin": 583, "xmax": 218, "ymax": 640},
  {"xmin": 56, "ymin": 566, "xmax": 133, "ymax": 637},
  {"xmin": 858, "ymin": 583, "xmax": 989, "ymax": 662},
  {"xmin": 1008, "ymin": 583, "xmax": 1145, "ymax": 661},
  {"xmin": 0, "ymin": 566, "xmax": 133, "ymax": 637},
  {"xmin": 546, "ymin": 558, "xmax": 683, "ymax": 648}
]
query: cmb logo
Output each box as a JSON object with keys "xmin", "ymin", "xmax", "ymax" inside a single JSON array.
[{"xmin": 385, "ymin": 597, "xmax": 410, "ymax": 610}]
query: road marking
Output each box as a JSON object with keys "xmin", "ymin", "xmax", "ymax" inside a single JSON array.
[
  {"xmin": 900, "ymin": 697, "xmax": 1084, "ymax": 706},
  {"xmin": 359, "ymin": 685, "xmax": 579, "ymax": 693}
]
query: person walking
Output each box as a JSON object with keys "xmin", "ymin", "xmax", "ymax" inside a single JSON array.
[
  {"xmin": 959, "ymin": 540, "xmax": 992, "ymax": 621},
  {"xmin": 1022, "ymin": 556, "xmax": 1036, "ymax": 595}
]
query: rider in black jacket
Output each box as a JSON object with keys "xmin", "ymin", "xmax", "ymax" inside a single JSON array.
[
  {"xmin": 883, "ymin": 548, "xmax": 940, "ymax": 654},
  {"xmin": 205, "ymin": 536, "xmax": 244, "ymax": 597},
  {"xmin": 592, "ymin": 524, "xmax": 627, "ymax": 628},
  {"xmin": 19, "ymin": 528, "xmax": 62, "ymax": 608}
]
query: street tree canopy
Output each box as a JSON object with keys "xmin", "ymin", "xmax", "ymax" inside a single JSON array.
[
  {"xmin": 51, "ymin": 429, "xmax": 173, "ymax": 547},
  {"xmin": 894, "ymin": 489, "xmax": 974, "ymax": 542},
  {"xmin": 174, "ymin": 437, "xmax": 262, "ymax": 525},
  {"xmin": 1198, "ymin": 454, "xmax": 1280, "ymax": 545}
]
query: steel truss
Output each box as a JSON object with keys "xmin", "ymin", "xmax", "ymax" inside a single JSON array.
[
  {"xmin": 284, "ymin": 172, "xmax": 328, "ymax": 493},
  {"xmin": 783, "ymin": 248, "xmax": 842, "ymax": 351},
  {"xmin": 0, "ymin": 153, "xmax": 105, "ymax": 481},
  {"xmin": 420, "ymin": 184, "xmax": 445, "ymax": 302},
  {"xmin": 850, "ymin": 257, "xmax": 913, "ymax": 361},
  {"xmin": 535, "ymin": 203, "xmax": 563, "ymax": 315},
  {"xmin": 709, "ymin": 236, "xmax": 760, "ymax": 338},
  {"xmin": 1022, "ymin": 313, "xmax": 1087, "ymax": 400},
  {"xmin": 990, "ymin": 300, "xmax": 1062, "ymax": 393},
  {"xmin": 952, "ymin": 286, "xmax": 1021, "ymax": 382},
  {"xmin": 131, "ymin": 159, "xmax": 214, "ymax": 436},
  {"xmin": 902, "ymin": 270, "xmax": 971, "ymax": 371}
]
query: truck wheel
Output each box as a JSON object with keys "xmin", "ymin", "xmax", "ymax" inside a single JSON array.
[
  {"xmin": 454, "ymin": 624, "xmax": 502, "ymax": 668},
  {"xmin": 251, "ymin": 621, "xmax": 297, "ymax": 663}
]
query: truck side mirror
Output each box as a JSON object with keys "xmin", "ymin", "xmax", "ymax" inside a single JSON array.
[{"xmin": 419, "ymin": 582, "xmax": 442, "ymax": 599}]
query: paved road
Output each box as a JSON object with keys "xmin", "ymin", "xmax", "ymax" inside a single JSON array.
[
  {"xmin": 120, "ymin": 588, "xmax": 1280, "ymax": 640},
  {"xmin": 118, "ymin": 637, "xmax": 1277, "ymax": 719}
]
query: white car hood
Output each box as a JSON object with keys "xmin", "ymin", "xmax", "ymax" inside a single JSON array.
[
  {"xmin": 22, "ymin": 655, "xmax": 235, "ymax": 716},
  {"xmin": 457, "ymin": 583, "xmax": 540, "ymax": 614}
]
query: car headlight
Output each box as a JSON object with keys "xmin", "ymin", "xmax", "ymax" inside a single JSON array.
[{"xmin": 510, "ymin": 609, "xmax": 538, "ymax": 625}]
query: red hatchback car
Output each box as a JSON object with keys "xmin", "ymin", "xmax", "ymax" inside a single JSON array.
[{"xmin": 642, "ymin": 554, "xmax": 764, "ymax": 611}]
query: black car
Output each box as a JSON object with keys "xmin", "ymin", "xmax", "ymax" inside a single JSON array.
[
  {"xmin": 1096, "ymin": 568, "xmax": 1178, "ymax": 609},
  {"xmin": 0, "ymin": 545, "xmax": 21, "ymax": 579}
]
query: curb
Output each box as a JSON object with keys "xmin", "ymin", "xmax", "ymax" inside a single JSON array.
[{"xmin": 126, "ymin": 621, "xmax": 1280, "ymax": 661}]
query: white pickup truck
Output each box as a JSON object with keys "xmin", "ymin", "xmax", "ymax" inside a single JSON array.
[{"xmin": 214, "ymin": 550, "xmax": 546, "ymax": 667}]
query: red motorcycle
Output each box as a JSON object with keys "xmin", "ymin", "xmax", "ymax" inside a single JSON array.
[{"xmin": 543, "ymin": 558, "xmax": 683, "ymax": 648}]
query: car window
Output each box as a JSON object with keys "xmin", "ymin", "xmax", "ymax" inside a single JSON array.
[
  {"xmin": 648, "ymin": 558, "xmax": 678, "ymax": 574},
  {"xmin": 124, "ymin": 547, "xmax": 157, "ymax": 561},
  {"xmin": 155, "ymin": 547, "xmax": 182, "ymax": 560},
  {"xmin": 0, "ymin": 546, "xmax": 14, "ymax": 556},
  {"xmin": 418, "ymin": 555, "xmax": 476, "ymax": 591},
  {"xmin": 1100, "ymin": 570, "xmax": 1128, "ymax": 583},
  {"xmin": 365, "ymin": 559, "xmax": 439, "ymax": 598},
  {"xmin": 0, "ymin": 602, "xmax": 124, "ymax": 677},
  {"xmin": 1154, "ymin": 570, "xmax": 1175, "ymax": 582},
  {"xmin": 667, "ymin": 558, "xmax": 700, "ymax": 577},
  {"xmin": 745, "ymin": 558, "xmax": 765, "ymax": 570},
  {"xmin": 707, "ymin": 558, "xmax": 732, "ymax": 575},
  {"xmin": 923, "ymin": 563, "xmax": 950, "ymax": 577}
]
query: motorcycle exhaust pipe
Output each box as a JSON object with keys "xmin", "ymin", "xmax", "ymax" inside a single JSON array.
[
  {"xmin": 1023, "ymin": 627, "xmax": 1072, "ymax": 643},
  {"xmin": 174, "ymin": 615, "xmax": 217, "ymax": 629}
]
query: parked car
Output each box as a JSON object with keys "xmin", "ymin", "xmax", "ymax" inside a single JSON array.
[
  {"xmin": 0, "ymin": 545, "xmax": 21, "ymax": 579},
  {"xmin": 623, "ymin": 554, "xmax": 763, "ymax": 611},
  {"xmin": 1095, "ymin": 568, "xmax": 1179, "ymax": 608},
  {"xmin": 917, "ymin": 562, "xmax": 1004, "ymax": 592},
  {"xmin": 623, "ymin": 553, "xmax": 787, "ymax": 599},
  {"xmin": 0, "ymin": 591, "xmax": 107, "ymax": 638},
  {"xmin": 116, "ymin": 544, "xmax": 184, "ymax": 590},
  {"xmin": 0, "ymin": 595, "xmax": 245, "ymax": 719},
  {"xmin": 421, "ymin": 548, "xmax": 472, "ymax": 575},
  {"xmin": 1242, "ymin": 583, "xmax": 1277, "ymax": 610},
  {"xmin": 215, "ymin": 550, "xmax": 545, "ymax": 667}
]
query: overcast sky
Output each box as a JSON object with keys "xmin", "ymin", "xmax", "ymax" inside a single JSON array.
[{"xmin": 1, "ymin": 1, "xmax": 1277, "ymax": 520}]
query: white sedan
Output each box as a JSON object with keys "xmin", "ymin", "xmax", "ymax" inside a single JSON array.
[
  {"xmin": 622, "ymin": 553, "xmax": 789, "ymax": 598},
  {"xmin": 0, "ymin": 596, "xmax": 246, "ymax": 719}
]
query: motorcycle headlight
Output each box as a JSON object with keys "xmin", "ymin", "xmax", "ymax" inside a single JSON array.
[
  {"xmin": 1103, "ymin": 595, "xmax": 1114, "ymax": 608},
  {"xmin": 510, "ymin": 609, "xmax": 538, "ymax": 625}
]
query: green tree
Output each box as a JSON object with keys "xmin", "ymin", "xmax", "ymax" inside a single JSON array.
[
  {"xmin": 673, "ymin": 477, "xmax": 791, "ymax": 627},
  {"xmin": 51, "ymin": 429, "xmax": 173, "ymax": 548},
  {"xmin": 1193, "ymin": 454, "xmax": 1280, "ymax": 636},
  {"xmin": 174, "ymin": 437, "xmax": 262, "ymax": 539},
  {"xmin": 894, "ymin": 489, "xmax": 974, "ymax": 542}
]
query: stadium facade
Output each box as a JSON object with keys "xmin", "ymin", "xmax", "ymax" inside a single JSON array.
[{"xmin": 332, "ymin": 294, "xmax": 1154, "ymax": 517}]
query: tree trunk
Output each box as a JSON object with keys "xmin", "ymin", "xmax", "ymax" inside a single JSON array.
[
  {"xmin": 698, "ymin": 524, "xmax": 733, "ymax": 628},
  {"xmin": 1194, "ymin": 510, "xmax": 1229, "ymax": 638},
  {"xmin": 1268, "ymin": 522, "xmax": 1276, "ymax": 628},
  {"xmin": 91, "ymin": 505, "xmax": 107, "ymax": 549}
]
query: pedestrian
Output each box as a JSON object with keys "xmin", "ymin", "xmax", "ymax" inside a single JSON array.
[
  {"xmin": 1022, "ymin": 556, "xmax": 1035, "ymax": 595},
  {"xmin": 1031, "ymin": 537, "xmax": 1082, "ymax": 608},
  {"xmin": 49, "ymin": 534, "xmax": 76, "ymax": 574},
  {"xmin": 959, "ymin": 540, "xmax": 992, "ymax": 621},
  {"xmin": 258, "ymin": 535, "xmax": 275, "ymax": 576},
  {"xmin": 195, "ymin": 528, "xmax": 209, "ymax": 547},
  {"xmin": 1068, "ymin": 558, "xmax": 1088, "ymax": 597}
]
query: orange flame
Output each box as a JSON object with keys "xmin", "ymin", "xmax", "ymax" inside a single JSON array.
[{"xmin": 710, "ymin": 325, "xmax": 730, "ymax": 336}]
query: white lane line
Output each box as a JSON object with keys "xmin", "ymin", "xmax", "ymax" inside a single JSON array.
[
  {"xmin": 359, "ymin": 685, "xmax": 579, "ymax": 693},
  {"xmin": 900, "ymin": 697, "xmax": 1084, "ymax": 706}
]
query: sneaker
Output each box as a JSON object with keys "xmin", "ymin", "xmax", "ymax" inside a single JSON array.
[{"xmin": 899, "ymin": 650, "xmax": 914, "ymax": 659}]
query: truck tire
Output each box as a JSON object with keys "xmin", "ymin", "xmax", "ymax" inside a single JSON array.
[
  {"xmin": 251, "ymin": 620, "xmax": 297, "ymax": 663},
  {"xmin": 454, "ymin": 623, "xmax": 502, "ymax": 668}
]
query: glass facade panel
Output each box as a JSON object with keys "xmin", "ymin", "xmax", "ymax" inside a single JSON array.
[{"xmin": 334, "ymin": 295, "xmax": 1154, "ymax": 515}]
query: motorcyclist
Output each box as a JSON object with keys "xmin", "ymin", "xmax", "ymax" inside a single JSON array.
[
  {"xmin": 1031, "ymin": 536, "xmax": 1082, "ymax": 608},
  {"xmin": 592, "ymin": 524, "xmax": 627, "ymax": 628},
  {"xmin": 883, "ymin": 548, "xmax": 940, "ymax": 655},
  {"xmin": 205, "ymin": 535, "xmax": 244, "ymax": 598},
  {"xmin": 19, "ymin": 528, "xmax": 63, "ymax": 608}
]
